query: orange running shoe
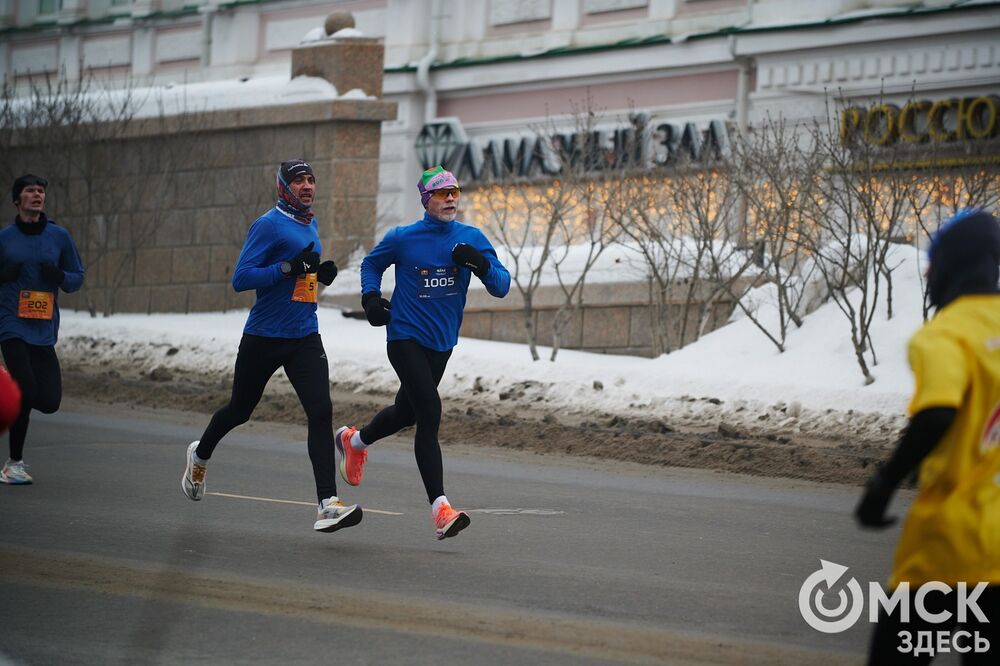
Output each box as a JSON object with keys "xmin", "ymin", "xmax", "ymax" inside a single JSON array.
[
  {"xmin": 335, "ymin": 426, "xmax": 367, "ymax": 486},
  {"xmin": 434, "ymin": 503, "xmax": 470, "ymax": 540}
]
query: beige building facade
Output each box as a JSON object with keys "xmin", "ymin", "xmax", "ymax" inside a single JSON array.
[{"xmin": 2, "ymin": 0, "xmax": 998, "ymax": 352}]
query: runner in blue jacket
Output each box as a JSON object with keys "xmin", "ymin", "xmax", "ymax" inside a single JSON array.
[
  {"xmin": 0, "ymin": 174, "xmax": 85, "ymax": 485},
  {"xmin": 336, "ymin": 166, "xmax": 511, "ymax": 540},
  {"xmin": 180, "ymin": 159, "xmax": 362, "ymax": 534}
]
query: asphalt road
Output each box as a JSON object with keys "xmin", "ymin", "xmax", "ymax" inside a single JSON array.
[{"xmin": 0, "ymin": 401, "xmax": 912, "ymax": 665}]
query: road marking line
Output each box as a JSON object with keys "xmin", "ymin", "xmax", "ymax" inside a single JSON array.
[
  {"xmin": 466, "ymin": 508, "xmax": 565, "ymax": 515},
  {"xmin": 207, "ymin": 491, "xmax": 403, "ymax": 515}
]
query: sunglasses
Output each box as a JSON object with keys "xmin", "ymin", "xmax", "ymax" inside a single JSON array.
[{"xmin": 430, "ymin": 188, "xmax": 461, "ymax": 199}]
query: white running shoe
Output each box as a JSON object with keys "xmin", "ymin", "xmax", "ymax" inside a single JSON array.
[
  {"xmin": 181, "ymin": 441, "xmax": 206, "ymax": 501},
  {"xmin": 314, "ymin": 497, "xmax": 363, "ymax": 533},
  {"xmin": 0, "ymin": 459, "xmax": 32, "ymax": 485}
]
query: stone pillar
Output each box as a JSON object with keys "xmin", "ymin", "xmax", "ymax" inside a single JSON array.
[
  {"xmin": 316, "ymin": 105, "xmax": 394, "ymax": 264},
  {"xmin": 290, "ymin": 16, "xmax": 394, "ymax": 262},
  {"xmin": 291, "ymin": 37, "xmax": 385, "ymax": 98}
]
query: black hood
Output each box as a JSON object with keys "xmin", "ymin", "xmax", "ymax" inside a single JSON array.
[{"xmin": 927, "ymin": 210, "xmax": 1000, "ymax": 309}]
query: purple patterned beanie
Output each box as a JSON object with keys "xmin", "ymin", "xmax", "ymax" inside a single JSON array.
[{"xmin": 417, "ymin": 166, "xmax": 459, "ymax": 207}]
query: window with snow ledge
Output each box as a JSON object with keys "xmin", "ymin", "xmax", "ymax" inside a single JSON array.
[
  {"xmin": 489, "ymin": 0, "xmax": 551, "ymax": 27},
  {"xmin": 37, "ymin": 0, "xmax": 61, "ymax": 18},
  {"xmin": 584, "ymin": 0, "xmax": 648, "ymax": 14}
]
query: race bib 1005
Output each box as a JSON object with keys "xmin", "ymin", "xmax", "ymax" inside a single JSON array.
[{"xmin": 417, "ymin": 266, "xmax": 459, "ymax": 299}]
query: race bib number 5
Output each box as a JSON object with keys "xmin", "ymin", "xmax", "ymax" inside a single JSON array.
[
  {"xmin": 417, "ymin": 266, "xmax": 459, "ymax": 299},
  {"xmin": 18, "ymin": 290, "xmax": 54, "ymax": 320},
  {"xmin": 291, "ymin": 273, "xmax": 318, "ymax": 303}
]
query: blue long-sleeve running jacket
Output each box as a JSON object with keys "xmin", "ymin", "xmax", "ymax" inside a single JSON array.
[
  {"xmin": 0, "ymin": 216, "xmax": 85, "ymax": 346},
  {"xmin": 361, "ymin": 213, "xmax": 510, "ymax": 352},
  {"xmin": 233, "ymin": 207, "xmax": 322, "ymax": 338}
]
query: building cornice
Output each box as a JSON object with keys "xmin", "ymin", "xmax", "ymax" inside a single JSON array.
[
  {"xmin": 383, "ymin": 1, "xmax": 1000, "ymax": 74},
  {"xmin": 0, "ymin": 0, "xmax": 294, "ymax": 38}
]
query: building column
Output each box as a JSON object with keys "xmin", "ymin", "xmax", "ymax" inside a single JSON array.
[
  {"xmin": 58, "ymin": 0, "xmax": 86, "ymax": 24},
  {"xmin": 648, "ymin": 0, "xmax": 678, "ymax": 19},
  {"xmin": 132, "ymin": 26, "xmax": 155, "ymax": 80},
  {"xmin": 0, "ymin": 0, "xmax": 13, "ymax": 29},
  {"xmin": 552, "ymin": 0, "xmax": 580, "ymax": 31},
  {"xmin": 132, "ymin": 1, "xmax": 162, "ymax": 18},
  {"xmin": 198, "ymin": 2, "xmax": 221, "ymax": 68},
  {"xmin": 58, "ymin": 34, "xmax": 81, "ymax": 81}
]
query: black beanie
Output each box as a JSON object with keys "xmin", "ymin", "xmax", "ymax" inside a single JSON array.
[
  {"xmin": 12, "ymin": 174, "xmax": 48, "ymax": 204},
  {"xmin": 927, "ymin": 209, "xmax": 1000, "ymax": 309},
  {"xmin": 278, "ymin": 160, "xmax": 313, "ymax": 186}
]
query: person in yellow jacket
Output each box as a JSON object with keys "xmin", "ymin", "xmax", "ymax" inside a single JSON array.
[{"xmin": 856, "ymin": 209, "xmax": 999, "ymax": 664}]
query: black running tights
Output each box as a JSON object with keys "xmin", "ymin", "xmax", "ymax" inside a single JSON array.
[
  {"xmin": 360, "ymin": 339, "xmax": 452, "ymax": 503},
  {"xmin": 197, "ymin": 333, "xmax": 336, "ymax": 502},
  {"xmin": 1, "ymin": 339, "xmax": 61, "ymax": 461}
]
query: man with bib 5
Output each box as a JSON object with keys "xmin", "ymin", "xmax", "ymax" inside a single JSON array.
[{"xmin": 179, "ymin": 160, "xmax": 360, "ymax": 534}]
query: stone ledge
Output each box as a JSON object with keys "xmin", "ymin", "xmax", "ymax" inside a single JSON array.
[
  {"xmin": 9, "ymin": 99, "xmax": 399, "ymax": 146},
  {"xmin": 322, "ymin": 280, "xmax": 739, "ymax": 312}
]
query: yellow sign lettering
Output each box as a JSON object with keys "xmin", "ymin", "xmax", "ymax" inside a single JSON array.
[
  {"xmin": 898, "ymin": 101, "xmax": 930, "ymax": 143},
  {"xmin": 965, "ymin": 95, "xmax": 999, "ymax": 139},
  {"xmin": 928, "ymin": 99, "xmax": 957, "ymax": 142},
  {"xmin": 840, "ymin": 107, "xmax": 863, "ymax": 142},
  {"xmin": 863, "ymin": 104, "xmax": 899, "ymax": 145},
  {"xmin": 840, "ymin": 96, "xmax": 998, "ymax": 145}
]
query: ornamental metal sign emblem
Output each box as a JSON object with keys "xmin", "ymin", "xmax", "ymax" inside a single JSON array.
[{"xmin": 415, "ymin": 118, "xmax": 468, "ymax": 172}]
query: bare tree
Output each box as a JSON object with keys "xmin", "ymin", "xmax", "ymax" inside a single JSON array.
[
  {"xmin": 802, "ymin": 96, "xmax": 914, "ymax": 385},
  {"xmin": 665, "ymin": 157, "xmax": 747, "ymax": 348},
  {"xmin": 1, "ymin": 72, "xmax": 143, "ymax": 315},
  {"xmin": 546, "ymin": 175, "xmax": 620, "ymax": 361},
  {"xmin": 608, "ymin": 153, "xmax": 748, "ymax": 355},
  {"xmin": 469, "ymin": 99, "xmax": 614, "ymax": 361},
  {"xmin": 607, "ymin": 171, "xmax": 687, "ymax": 355},
  {"xmin": 542, "ymin": 107, "xmax": 630, "ymax": 361},
  {"xmin": 66, "ymin": 80, "xmax": 142, "ymax": 316},
  {"xmin": 471, "ymin": 176, "xmax": 565, "ymax": 361},
  {"xmin": 905, "ymin": 139, "xmax": 1000, "ymax": 318},
  {"xmin": 5, "ymin": 73, "xmax": 88, "ymax": 221},
  {"xmin": 98, "ymin": 98, "xmax": 223, "ymax": 316},
  {"xmin": 729, "ymin": 115, "xmax": 823, "ymax": 352}
]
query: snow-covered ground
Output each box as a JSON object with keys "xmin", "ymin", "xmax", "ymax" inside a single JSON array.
[{"xmin": 58, "ymin": 244, "xmax": 925, "ymax": 444}]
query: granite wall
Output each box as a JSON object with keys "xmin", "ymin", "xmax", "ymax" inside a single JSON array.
[{"xmin": 8, "ymin": 35, "xmax": 395, "ymax": 315}]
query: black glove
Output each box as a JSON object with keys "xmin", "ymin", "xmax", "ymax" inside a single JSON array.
[
  {"xmin": 854, "ymin": 471, "xmax": 897, "ymax": 529},
  {"xmin": 362, "ymin": 291, "xmax": 391, "ymax": 327},
  {"xmin": 451, "ymin": 243, "xmax": 489, "ymax": 278},
  {"xmin": 40, "ymin": 262, "xmax": 65, "ymax": 285},
  {"xmin": 317, "ymin": 260, "xmax": 338, "ymax": 286},
  {"xmin": 0, "ymin": 262, "xmax": 22, "ymax": 283},
  {"xmin": 285, "ymin": 242, "xmax": 320, "ymax": 276}
]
